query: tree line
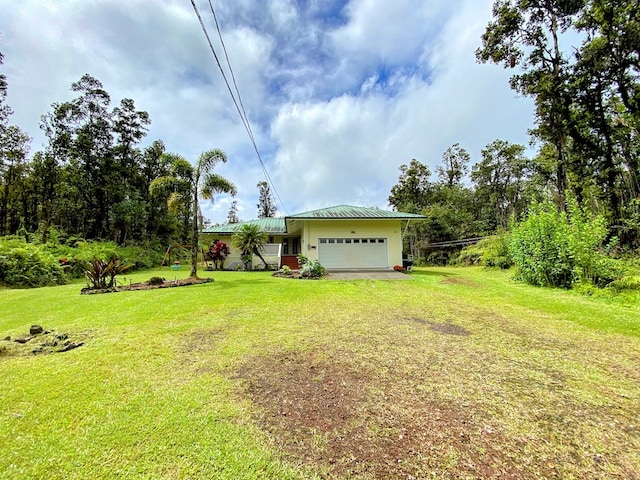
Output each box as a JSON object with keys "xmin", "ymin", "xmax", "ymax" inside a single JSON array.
[
  {"xmin": 0, "ymin": 64, "xmax": 242, "ymax": 248},
  {"xmin": 1, "ymin": 0, "xmax": 638, "ymax": 257},
  {"xmin": 391, "ymin": 0, "xmax": 639, "ymax": 261}
]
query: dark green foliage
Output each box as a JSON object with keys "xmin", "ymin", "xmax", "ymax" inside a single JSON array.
[
  {"xmin": 233, "ymin": 224, "xmax": 269, "ymax": 270},
  {"xmin": 83, "ymin": 256, "xmax": 134, "ymax": 290},
  {"xmin": 0, "ymin": 236, "xmax": 65, "ymax": 287},
  {"xmin": 456, "ymin": 235, "xmax": 513, "ymax": 269},
  {"xmin": 0, "ymin": 233, "xmax": 165, "ymax": 288},
  {"xmin": 257, "ymin": 181, "xmax": 277, "ymax": 218},
  {"xmin": 509, "ymin": 198, "xmax": 621, "ymax": 288}
]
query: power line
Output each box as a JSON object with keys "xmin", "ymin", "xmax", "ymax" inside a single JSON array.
[
  {"xmin": 189, "ymin": 0, "xmax": 289, "ymax": 215},
  {"xmin": 207, "ymin": 1, "xmax": 288, "ymax": 216}
]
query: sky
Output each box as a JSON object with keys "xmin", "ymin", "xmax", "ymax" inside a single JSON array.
[{"xmin": 0, "ymin": 0, "xmax": 536, "ymax": 224}]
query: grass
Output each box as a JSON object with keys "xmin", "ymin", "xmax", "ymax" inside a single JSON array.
[{"xmin": 1, "ymin": 266, "xmax": 639, "ymax": 479}]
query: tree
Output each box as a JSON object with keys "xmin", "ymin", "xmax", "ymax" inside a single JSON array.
[
  {"xmin": 232, "ymin": 223, "xmax": 269, "ymax": 270},
  {"xmin": 472, "ymin": 140, "xmax": 532, "ymax": 229},
  {"xmin": 0, "ymin": 125, "xmax": 31, "ymax": 235},
  {"xmin": 40, "ymin": 74, "xmax": 115, "ymax": 238},
  {"xmin": 476, "ymin": 0, "xmax": 584, "ymax": 208},
  {"xmin": 191, "ymin": 149, "xmax": 236, "ymax": 277},
  {"xmin": 388, "ymin": 159, "xmax": 434, "ymax": 259},
  {"xmin": 437, "ymin": 143, "xmax": 470, "ymax": 187},
  {"xmin": 0, "ymin": 45, "xmax": 32, "ymax": 236},
  {"xmin": 256, "ymin": 180, "xmax": 277, "ymax": 218},
  {"xmin": 388, "ymin": 159, "xmax": 433, "ymax": 213},
  {"xmin": 227, "ymin": 200, "xmax": 240, "ymax": 224},
  {"xmin": 150, "ymin": 149, "xmax": 236, "ymax": 278},
  {"xmin": 0, "ymin": 45, "xmax": 11, "ymax": 133}
]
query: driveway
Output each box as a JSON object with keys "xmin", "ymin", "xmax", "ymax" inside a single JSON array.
[{"xmin": 325, "ymin": 270, "xmax": 412, "ymax": 280}]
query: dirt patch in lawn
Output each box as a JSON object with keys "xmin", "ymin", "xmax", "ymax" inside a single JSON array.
[
  {"xmin": 407, "ymin": 317, "xmax": 471, "ymax": 336},
  {"xmin": 440, "ymin": 277, "xmax": 479, "ymax": 287},
  {"xmin": 236, "ymin": 350, "xmax": 523, "ymax": 479}
]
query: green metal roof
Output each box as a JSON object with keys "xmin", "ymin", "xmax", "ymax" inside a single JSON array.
[
  {"xmin": 202, "ymin": 217, "xmax": 286, "ymax": 235},
  {"xmin": 286, "ymin": 205, "xmax": 426, "ymax": 219},
  {"xmin": 202, "ymin": 206, "xmax": 425, "ymax": 234}
]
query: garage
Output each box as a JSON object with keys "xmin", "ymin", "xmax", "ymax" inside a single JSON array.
[{"xmin": 318, "ymin": 237, "xmax": 388, "ymax": 269}]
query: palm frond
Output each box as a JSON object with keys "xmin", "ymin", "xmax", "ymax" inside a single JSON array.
[
  {"xmin": 168, "ymin": 156, "xmax": 195, "ymax": 181},
  {"xmin": 200, "ymin": 173, "xmax": 237, "ymax": 201},
  {"xmin": 149, "ymin": 176, "xmax": 186, "ymax": 197},
  {"xmin": 197, "ymin": 148, "xmax": 227, "ymax": 174},
  {"xmin": 167, "ymin": 191, "xmax": 187, "ymax": 214}
]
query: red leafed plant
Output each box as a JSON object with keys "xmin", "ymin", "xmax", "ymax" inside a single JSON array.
[{"xmin": 207, "ymin": 240, "xmax": 231, "ymax": 270}]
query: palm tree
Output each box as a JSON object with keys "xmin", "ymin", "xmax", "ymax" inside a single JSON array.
[
  {"xmin": 150, "ymin": 149, "xmax": 236, "ymax": 278},
  {"xmin": 232, "ymin": 223, "xmax": 269, "ymax": 270}
]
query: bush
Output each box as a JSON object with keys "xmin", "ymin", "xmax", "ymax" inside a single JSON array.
[
  {"xmin": 0, "ymin": 235, "xmax": 170, "ymax": 287},
  {"xmin": 83, "ymin": 256, "xmax": 135, "ymax": 290},
  {"xmin": 300, "ymin": 260, "xmax": 327, "ymax": 278},
  {"xmin": 456, "ymin": 235, "xmax": 512, "ymax": 269},
  {"xmin": 509, "ymin": 198, "xmax": 621, "ymax": 288},
  {"xmin": 0, "ymin": 237, "xmax": 66, "ymax": 287}
]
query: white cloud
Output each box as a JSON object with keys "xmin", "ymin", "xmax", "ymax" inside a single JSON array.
[{"xmin": 0, "ymin": 0, "xmax": 537, "ymax": 225}]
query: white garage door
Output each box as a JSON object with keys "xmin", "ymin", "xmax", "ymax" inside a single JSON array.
[{"xmin": 318, "ymin": 237, "xmax": 388, "ymax": 269}]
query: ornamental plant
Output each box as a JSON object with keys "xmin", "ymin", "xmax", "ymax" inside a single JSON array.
[
  {"xmin": 207, "ymin": 240, "xmax": 230, "ymax": 270},
  {"xmin": 83, "ymin": 256, "xmax": 135, "ymax": 290}
]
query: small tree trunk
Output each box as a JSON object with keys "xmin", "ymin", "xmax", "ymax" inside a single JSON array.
[
  {"xmin": 253, "ymin": 248, "xmax": 269, "ymax": 270},
  {"xmin": 190, "ymin": 186, "xmax": 199, "ymax": 278}
]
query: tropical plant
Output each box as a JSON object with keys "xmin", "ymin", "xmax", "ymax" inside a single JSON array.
[
  {"xmin": 206, "ymin": 240, "xmax": 230, "ymax": 270},
  {"xmin": 232, "ymin": 223, "xmax": 269, "ymax": 270},
  {"xmin": 83, "ymin": 256, "xmax": 134, "ymax": 290},
  {"xmin": 150, "ymin": 149, "xmax": 236, "ymax": 278},
  {"xmin": 0, "ymin": 236, "xmax": 65, "ymax": 287},
  {"xmin": 300, "ymin": 259, "xmax": 327, "ymax": 278}
]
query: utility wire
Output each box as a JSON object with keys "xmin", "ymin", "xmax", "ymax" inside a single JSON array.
[
  {"xmin": 207, "ymin": 1, "xmax": 288, "ymax": 216},
  {"xmin": 189, "ymin": 0, "xmax": 289, "ymax": 215}
]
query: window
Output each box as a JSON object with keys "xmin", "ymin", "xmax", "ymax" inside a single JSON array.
[
  {"xmin": 319, "ymin": 238, "xmax": 327, "ymax": 244},
  {"xmin": 336, "ymin": 238, "xmax": 344, "ymax": 244},
  {"xmin": 345, "ymin": 239, "xmax": 352, "ymax": 244},
  {"xmin": 328, "ymin": 239, "xmax": 335, "ymax": 244}
]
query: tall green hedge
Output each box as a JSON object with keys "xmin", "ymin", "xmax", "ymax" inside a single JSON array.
[{"xmin": 509, "ymin": 199, "xmax": 620, "ymax": 288}]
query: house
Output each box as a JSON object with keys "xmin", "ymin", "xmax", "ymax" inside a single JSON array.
[{"xmin": 202, "ymin": 205, "xmax": 426, "ymax": 270}]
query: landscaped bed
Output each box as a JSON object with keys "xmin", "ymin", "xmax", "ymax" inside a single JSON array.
[{"xmin": 1, "ymin": 267, "xmax": 639, "ymax": 479}]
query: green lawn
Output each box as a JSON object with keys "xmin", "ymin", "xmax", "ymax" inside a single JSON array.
[{"xmin": 1, "ymin": 267, "xmax": 639, "ymax": 479}]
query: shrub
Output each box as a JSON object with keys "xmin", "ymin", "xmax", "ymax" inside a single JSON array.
[
  {"xmin": 83, "ymin": 256, "xmax": 135, "ymax": 290},
  {"xmin": 456, "ymin": 235, "xmax": 512, "ymax": 269},
  {"xmin": 0, "ymin": 237, "xmax": 66, "ymax": 287},
  {"xmin": 300, "ymin": 259, "xmax": 327, "ymax": 278},
  {"xmin": 296, "ymin": 254, "xmax": 309, "ymax": 268},
  {"xmin": 509, "ymin": 198, "xmax": 621, "ymax": 288}
]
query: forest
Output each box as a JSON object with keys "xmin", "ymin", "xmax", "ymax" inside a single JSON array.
[{"xmin": 0, "ymin": 0, "xmax": 639, "ymax": 286}]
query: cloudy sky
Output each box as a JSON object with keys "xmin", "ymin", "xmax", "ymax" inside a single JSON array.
[{"xmin": 0, "ymin": 0, "xmax": 535, "ymax": 224}]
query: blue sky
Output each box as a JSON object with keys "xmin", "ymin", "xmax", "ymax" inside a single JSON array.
[{"xmin": 0, "ymin": 0, "xmax": 535, "ymax": 224}]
